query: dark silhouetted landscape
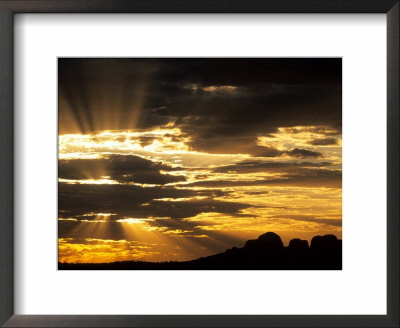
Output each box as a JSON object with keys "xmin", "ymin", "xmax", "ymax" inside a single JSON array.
[{"xmin": 58, "ymin": 232, "xmax": 342, "ymax": 270}]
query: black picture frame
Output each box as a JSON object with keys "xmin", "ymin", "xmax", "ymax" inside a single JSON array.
[{"xmin": 0, "ymin": 1, "xmax": 398, "ymax": 327}]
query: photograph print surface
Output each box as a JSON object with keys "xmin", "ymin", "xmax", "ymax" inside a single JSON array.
[{"xmin": 58, "ymin": 58, "xmax": 342, "ymax": 270}]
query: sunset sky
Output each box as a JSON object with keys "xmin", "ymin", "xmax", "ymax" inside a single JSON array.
[{"xmin": 58, "ymin": 58, "xmax": 342, "ymax": 263}]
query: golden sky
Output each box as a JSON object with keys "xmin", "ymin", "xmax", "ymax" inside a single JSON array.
[{"xmin": 58, "ymin": 58, "xmax": 342, "ymax": 263}]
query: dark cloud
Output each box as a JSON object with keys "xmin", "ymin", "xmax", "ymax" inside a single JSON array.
[
  {"xmin": 59, "ymin": 58, "xmax": 342, "ymax": 156},
  {"xmin": 284, "ymin": 148, "xmax": 321, "ymax": 158},
  {"xmin": 137, "ymin": 199, "xmax": 251, "ymax": 219},
  {"xmin": 59, "ymin": 183, "xmax": 195, "ymax": 218},
  {"xmin": 308, "ymin": 138, "xmax": 338, "ymax": 146},
  {"xmin": 58, "ymin": 182, "xmax": 250, "ymax": 220},
  {"xmin": 284, "ymin": 126, "xmax": 340, "ymax": 136},
  {"xmin": 137, "ymin": 136, "xmax": 157, "ymax": 147},
  {"xmin": 212, "ymin": 160, "xmax": 330, "ymax": 174},
  {"xmin": 244, "ymin": 191, "xmax": 270, "ymax": 195},
  {"xmin": 58, "ymin": 155, "xmax": 185, "ymax": 185},
  {"xmin": 185, "ymin": 169, "xmax": 342, "ymax": 188},
  {"xmin": 164, "ymin": 84, "xmax": 340, "ymax": 156}
]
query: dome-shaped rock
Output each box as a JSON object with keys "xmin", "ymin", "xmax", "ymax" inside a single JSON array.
[
  {"xmin": 310, "ymin": 234, "xmax": 338, "ymax": 252},
  {"xmin": 289, "ymin": 238, "xmax": 309, "ymax": 250},
  {"xmin": 244, "ymin": 232, "xmax": 283, "ymax": 250}
]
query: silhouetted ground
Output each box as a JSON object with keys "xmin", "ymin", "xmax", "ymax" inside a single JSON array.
[{"xmin": 58, "ymin": 232, "xmax": 342, "ymax": 270}]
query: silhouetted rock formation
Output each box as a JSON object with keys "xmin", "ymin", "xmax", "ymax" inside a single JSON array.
[
  {"xmin": 289, "ymin": 238, "xmax": 309, "ymax": 251},
  {"xmin": 58, "ymin": 232, "xmax": 342, "ymax": 270},
  {"xmin": 311, "ymin": 234, "xmax": 339, "ymax": 252},
  {"xmin": 244, "ymin": 232, "xmax": 284, "ymax": 252}
]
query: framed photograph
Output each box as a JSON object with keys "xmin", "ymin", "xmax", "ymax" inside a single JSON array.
[{"xmin": 0, "ymin": 1, "xmax": 398, "ymax": 327}]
